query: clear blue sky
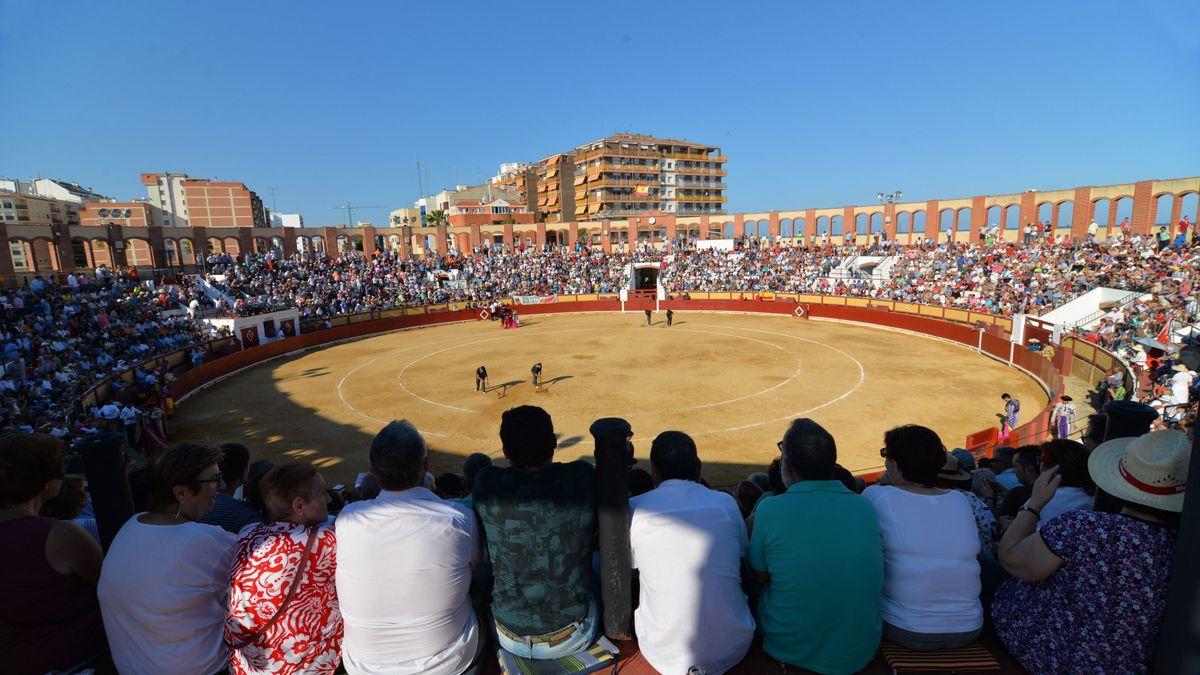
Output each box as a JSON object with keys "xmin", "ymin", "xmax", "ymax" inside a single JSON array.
[{"xmin": 2, "ymin": 0, "xmax": 1197, "ymax": 226}]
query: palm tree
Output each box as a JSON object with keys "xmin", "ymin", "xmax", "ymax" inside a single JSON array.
[{"xmin": 426, "ymin": 210, "xmax": 448, "ymax": 228}]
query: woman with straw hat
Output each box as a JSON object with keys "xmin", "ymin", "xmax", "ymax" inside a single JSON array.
[{"xmin": 991, "ymin": 429, "xmax": 1189, "ymax": 673}]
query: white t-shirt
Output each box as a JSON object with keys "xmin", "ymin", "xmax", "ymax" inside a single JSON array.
[
  {"xmin": 98, "ymin": 516, "xmax": 237, "ymax": 675},
  {"xmin": 1033, "ymin": 486, "xmax": 1093, "ymax": 531},
  {"xmin": 335, "ymin": 487, "xmax": 481, "ymax": 675},
  {"xmin": 862, "ymin": 486, "xmax": 982, "ymax": 634},
  {"xmin": 629, "ymin": 480, "xmax": 755, "ymax": 674}
]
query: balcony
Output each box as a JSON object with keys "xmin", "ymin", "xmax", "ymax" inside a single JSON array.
[
  {"xmin": 599, "ymin": 192, "xmax": 659, "ymax": 203},
  {"xmin": 676, "ymin": 181, "xmax": 726, "ymax": 190},
  {"xmin": 676, "ymin": 195, "xmax": 728, "ymax": 203},
  {"xmin": 675, "ymin": 167, "xmax": 728, "ymax": 177},
  {"xmin": 663, "ymin": 152, "xmax": 727, "ymax": 162}
]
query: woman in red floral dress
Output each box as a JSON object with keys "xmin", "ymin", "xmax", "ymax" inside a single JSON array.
[{"xmin": 225, "ymin": 463, "xmax": 342, "ymax": 674}]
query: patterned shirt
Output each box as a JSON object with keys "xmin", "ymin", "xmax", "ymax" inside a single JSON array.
[
  {"xmin": 992, "ymin": 510, "xmax": 1177, "ymax": 674},
  {"xmin": 226, "ymin": 522, "xmax": 343, "ymax": 675},
  {"xmin": 473, "ymin": 460, "xmax": 596, "ymax": 636}
]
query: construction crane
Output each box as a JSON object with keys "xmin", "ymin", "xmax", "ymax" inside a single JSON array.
[{"xmin": 334, "ymin": 202, "xmax": 384, "ymax": 228}]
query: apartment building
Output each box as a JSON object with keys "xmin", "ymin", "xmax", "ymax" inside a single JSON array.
[
  {"xmin": 572, "ymin": 133, "xmax": 727, "ymax": 219},
  {"xmin": 141, "ymin": 172, "xmax": 270, "ymax": 228},
  {"xmin": 535, "ymin": 153, "xmax": 576, "ymax": 223},
  {"xmin": 0, "ymin": 178, "xmax": 109, "ymax": 205},
  {"xmin": 78, "ymin": 201, "xmax": 158, "ymax": 228}
]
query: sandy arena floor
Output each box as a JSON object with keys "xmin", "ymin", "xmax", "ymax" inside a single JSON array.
[{"xmin": 171, "ymin": 312, "xmax": 1048, "ymax": 487}]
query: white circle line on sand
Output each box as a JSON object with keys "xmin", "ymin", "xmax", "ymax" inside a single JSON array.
[
  {"xmin": 391, "ymin": 325, "xmax": 801, "ymax": 417},
  {"xmin": 335, "ymin": 338, "xmax": 459, "ymax": 435},
  {"xmin": 394, "ymin": 327, "xmax": 600, "ymax": 413},
  {"xmin": 683, "ymin": 323, "xmax": 867, "ymax": 434}
]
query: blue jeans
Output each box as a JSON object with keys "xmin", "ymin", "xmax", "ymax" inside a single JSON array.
[{"xmin": 495, "ymin": 597, "xmax": 599, "ymax": 660}]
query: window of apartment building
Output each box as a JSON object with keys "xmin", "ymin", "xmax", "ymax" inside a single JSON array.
[{"xmin": 9, "ymin": 242, "xmax": 29, "ymax": 271}]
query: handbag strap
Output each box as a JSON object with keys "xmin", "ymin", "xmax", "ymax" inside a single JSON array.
[{"xmin": 231, "ymin": 525, "xmax": 319, "ymax": 650}]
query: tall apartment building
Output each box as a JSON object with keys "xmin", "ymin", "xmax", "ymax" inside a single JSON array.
[
  {"xmin": 141, "ymin": 172, "xmax": 270, "ymax": 228},
  {"xmin": 0, "ymin": 178, "xmax": 110, "ymax": 205},
  {"xmin": 572, "ymin": 134, "xmax": 726, "ymax": 219},
  {"xmin": 536, "ymin": 153, "xmax": 576, "ymax": 223}
]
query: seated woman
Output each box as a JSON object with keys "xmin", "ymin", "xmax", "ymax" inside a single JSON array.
[
  {"xmin": 993, "ymin": 429, "xmax": 1187, "ymax": 673},
  {"xmin": 0, "ymin": 433, "xmax": 106, "ymax": 674},
  {"xmin": 1033, "ymin": 439, "xmax": 1095, "ymax": 529},
  {"xmin": 863, "ymin": 425, "xmax": 982, "ymax": 651},
  {"xmin": 226, "ymin": 462, "xmax": 343, "ymax": 674},
  {"xmin": 98, "ymin": 442, "xmax": 237, "ymax": 675}
]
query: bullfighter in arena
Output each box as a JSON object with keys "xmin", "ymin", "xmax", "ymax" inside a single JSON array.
[
  {"xmin": 1000, "ymin": 393, "xmax": 1021, "ymax": 438},
  {"xmin": 475, "ymin": 365, "xmax": 489, "ymax": 392},
  {"xmin": 531, "ymin": 362, "xmax": 543, "ymax": 392},
  {"xmin": 666, "ymin": 309, "xmax": 674, "ymax": 327},
  {"xmin": 645, "ymin": 309, "xmax": 652, "ymax": 326}
]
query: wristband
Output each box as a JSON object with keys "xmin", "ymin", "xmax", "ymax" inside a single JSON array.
[{"xmin": 1019, "ymin": 505, "xmax": 1041, "ymax": 519}]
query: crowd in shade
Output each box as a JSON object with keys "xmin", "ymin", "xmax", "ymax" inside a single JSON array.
[
  {"xmin": 0, "ymin": 403, "xmax": 1189, "ymax": 674},
  {"xmin": 0, "ymin": 270, "xmax": 215, "ymax": 447}
]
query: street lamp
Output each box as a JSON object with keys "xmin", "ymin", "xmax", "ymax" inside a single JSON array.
[{"xmin": 873, "ymin": 191, "xmax": 902, "ymax": 246}]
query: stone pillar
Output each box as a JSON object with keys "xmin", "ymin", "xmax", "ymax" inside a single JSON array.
[
  {"xmin": 971, "ymin": 196, "xmax": 987, "ymax": 241},
  {"xmin": 698, "ymin": 216, "xmax": 710, "ymax": 240},
  {"xmin": 1170, "ymin": 194, "xmax": 1183, "ymax": 232},
  {"xmin": 601, "ymin": 222, "xmax": 612, "ymax": 253},
  {"xmin": 1107, "ymin": 200, "xmax": 1119, "ymax": 233},
  {"xmin": 884, "ymin": 203, "xmax": 897, "ymax": 240},
  {"xmin": 1020, "ymin": 192, "xmax": 1036, "ymax": 236},
  {"xmin": 282, "ymin": 230, "xmax": 298, "ymax": 258},
  {"xmin": 1072, "ymin": 187, "xmax": 1092, "ymax": 239},
  {"xmin": 107, "ymin": 224, "xmax": 129, "ymax": 268},
  {"xmin": 733, "ymin": 213, "xmax": 745, "ymax": 238},
  {"xmin": 926, "ymin": 200, "xmax": 940, "ymax": 241},
  {"xmin": 237, "ymin": 227, "xmax": 254, "ymax": 259},
  {"xmin": 469, "ymin": 225, "xmax": 482, "ymax": 249},
  {"xmin": 1131, "ymin": 180, "xmax": 1155, "ymax": 234},
  {"xmin": 400, "ymin": 226, "xmax": 413, "ymax": 258},
  {"xmin": 503, "ymin": 223, "xmax": 515, "ymax": 251},
  {"xmin": 434, "ymin": 224, "xmax": 448, "ymax": 255},
  {"xmin": 804, "ymin": 209, "xmax": 817, "ymax": 245},
  {"xmin": 843, "ymin": 206, "xmax": 855, "ymax": 243},
  {"xmin": 362, "ymin": 226, "xmax": 377, "ymax": 257},
  {"xmin": 665, "ymin": 221, "xmax": 677, "ymax": 243},
  {"xmin": 768, "ymin": 211, "xmax": 780, "ymax": 238},
  {"xmin": 146, "ymin": 225, "xmax": 168, "ymax": 269},
  {"xmin": 321, "ymin": 227, "xmax": 338, "ymax": 259},
  {"xmin": 567, "ymin": 223, "xmax": 578, "ymax": 248},
  {"xmin": 535, "ymin": 222, "xmax": 547, "ymax": 247},
  {"xmin": 0, "ymin": 224, "xmax": 18, "ymax": 284}
]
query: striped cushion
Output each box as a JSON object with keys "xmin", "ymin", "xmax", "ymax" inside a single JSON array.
[{"xmin": 879, "ymin": 641, "xmax": 1001, "ymax": 672}]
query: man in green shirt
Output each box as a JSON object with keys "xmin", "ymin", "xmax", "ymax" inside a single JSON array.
[{"xmin": 749, "ymin": 418, "xmax": 884, "ymax": 673}]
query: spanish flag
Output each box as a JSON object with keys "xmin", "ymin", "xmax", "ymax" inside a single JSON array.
[{"xmin": 635, "ymin": 184, "xmax": 650, "ymax": 196}]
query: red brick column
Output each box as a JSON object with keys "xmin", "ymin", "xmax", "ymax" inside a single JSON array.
[
  {"xmin": 601, "ymin": 222, "xmax": 612, "ymax": 253},
  {"xmin": 665, "ymin": 221, "xmax": 677, "ymax": 242},
  {"xmin": 768, "ymin": 211, "xmax": 780, "ymax": 238},
  {"xmin": 884, "ymin": 203, "xmax": 897, "ymax": 239},
  {"xmin": 1170, "ymin": 194, "xmax": 1183, "ymax": 231},
  {"xmin": 925, "ymin": 200, "xmax": 939, "ymax": 239},
  {"xmin": 362, "ymin": 226, "xmax": 377, "ymax": 257},
  {"xmin": 107, "ymin": 224, "xmax": 129, "ymax": 268},
  {"xmin": 567, "ymin": 223, "xmax": 578, "ymax": 248},
  {"xmin": 971, "ymin": 196, "xmax": 987, "ymax": 240},
  {"xmin": 1107, "ymin": 201, "xmax": 1119, "ymax": 234},
  {"xmin": 237, "ymin": 227, "xmax": 254, "ymax": 258},
  {"xmin": 146, "ymin": 225, "xmax": 167, "ymax": 269},
  {"xmin": 282, "ymin": 231, "xmax": 298, "ymax": 258},
  {"xmin": 434, "ymin": 225, "xmax": 448, "ymax": 255},
  {"xmin": 469, "ymin": 225, "xmax": 482, "ymax": 249},
  {"xmin": 321, "ymin": 227, "xmax": 338, "ymax": 258},
  {"xmin": 698, "ymin": 216, "xmax": 710, "ymax": 240},
  {"xmin": 503, "ymin": 223, "xmax": 514, "ymax": 251},
  {"xmin": 1072, "ymin": 187, "xmax": 1092, "ymax": 239},
  {"xmin": 804, "ymin": 209, "xmax": 816, "ymax": 245},
  {"xmin": 734, "ymin": 213, "xmax": 745, "ymax": 238},
  {"xmin": 1020, "ymin": 192, "xmax": 1037, "ymax": 235},
  {"xmin": 1132, "ymin": 180, "xmax": 1155, "ymax": 234},
  {"xmin": 843, "ymin": 206, "xmax": 855, "ymax": 242},
  {"xmin": 535, "ymin": 223, "xmax": 547, "ymax": 247},
  {"xmin": 0, "ymin": 224, "xmax": 17, "ymax": 283},
  {"xmin": 400, "ymin": 226, "xmax": 413, "ymax": 258}
]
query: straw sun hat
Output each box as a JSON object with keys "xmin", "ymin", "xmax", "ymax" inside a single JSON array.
[{"xmin": 1088, "ymin": 430, "xmax": 1191, "ymax": 512}]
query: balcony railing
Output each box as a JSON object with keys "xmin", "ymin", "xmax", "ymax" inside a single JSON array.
[
  {"xmin": 675, "ymin": 167, "xmax": 728, "ymax": 176},
  {"xmin": 677, "ymin": 195, "xmax": 728, "ymax": 203}
]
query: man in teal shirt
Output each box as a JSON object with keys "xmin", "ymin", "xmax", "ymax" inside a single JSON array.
[{"xmin": 749, "ymin": 418, "xmax": 884, "ymax": 673}]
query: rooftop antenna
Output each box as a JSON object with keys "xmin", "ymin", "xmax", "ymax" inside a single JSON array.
[
  {"xmin": 334, "ymin": 202, "xmax": 383, "ymax": 228},
  {"xmin": 266, "ymin": 187, "xmax": 279, "ymax": 212}
]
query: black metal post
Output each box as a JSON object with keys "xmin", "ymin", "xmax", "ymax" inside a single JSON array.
[
  {"xmin": 590, "ymin": 417, "xmax": 633, "ymax": 640},
  {"xmin": 1154, "ymin": 420, "xmax": 1200, "ymax": 672},
  {"xmin": 75, "ymin": 432, "xmax": 134, "ymax": 551}
]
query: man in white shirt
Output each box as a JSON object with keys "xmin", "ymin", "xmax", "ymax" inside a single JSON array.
[
  {"xmin": 336, "ymin": 420, "xmax": 485, "ymax": 675},
  {"xmin": 628, "ymin": 431, "xmax": 754, "ymax": 674}
]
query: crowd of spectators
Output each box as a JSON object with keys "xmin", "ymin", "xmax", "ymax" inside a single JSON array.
[
  {"xmin": 0, "ymin": 270, "xmax": 215, "ymax": 449},
  {"xmin": 1, "ymin": 404, "xmax": 1188, "ymax": 674}
]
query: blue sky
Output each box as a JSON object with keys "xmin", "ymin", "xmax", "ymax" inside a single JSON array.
[{"xmin": 2, "ymin": 0, "xmax": 1197, "ymax": 225}]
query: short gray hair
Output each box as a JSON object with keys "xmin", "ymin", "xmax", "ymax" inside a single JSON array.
[{"xmin": 369, "ymin": 420, "xmax": 427, "ymax": 490}]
